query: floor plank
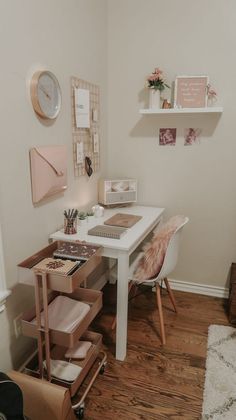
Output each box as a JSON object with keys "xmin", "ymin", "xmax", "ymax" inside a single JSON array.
[{"xmin": 81, "ymin": 285, "xmax": 229, "ymax": 419}]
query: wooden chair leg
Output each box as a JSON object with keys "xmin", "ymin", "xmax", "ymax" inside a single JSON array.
[
  {"xmin": 111, "ymin": 281, "xmax": 134, "ymax": 330},
  {"xmin": 164, "ymin": 278, "xmax": 178, "ymax": 313},
  {"xmin": 155, "ymin": 283, "xmax": 166, "ymax": 345}
]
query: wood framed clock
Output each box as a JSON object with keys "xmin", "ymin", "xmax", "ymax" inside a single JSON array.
[{"xmin": 30, "ymin": 70, "xmax": 62, "ymax": 119}]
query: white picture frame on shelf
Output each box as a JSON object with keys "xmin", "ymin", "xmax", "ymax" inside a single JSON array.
[{"xmin": 174, "ymin": 75, "xmax": 209, "ymax": 109}]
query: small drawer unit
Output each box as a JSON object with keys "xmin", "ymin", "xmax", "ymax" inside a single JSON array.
[{"xmin": 98, "ymin": 178, "xmax": 137, "ymax": 206}]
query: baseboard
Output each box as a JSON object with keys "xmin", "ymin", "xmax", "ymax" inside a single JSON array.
[
  {"xmin": 105, "ymin": 264, "xmax": 229, "ymax": 299},
  {"xmin": 164, "ymin": 278, "xmax": 229, "ymax": 299}
]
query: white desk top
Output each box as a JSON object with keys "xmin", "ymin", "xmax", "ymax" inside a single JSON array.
[{"xmin": 50, "ymin": 205, "xmax": 164, "ymax": 253}]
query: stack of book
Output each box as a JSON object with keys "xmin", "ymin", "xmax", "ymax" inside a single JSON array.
[{"xmin": 88, "ymin": 225, "xmax": 127, "ymax": 239}]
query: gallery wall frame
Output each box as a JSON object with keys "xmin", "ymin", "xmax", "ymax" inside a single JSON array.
[{"xmin": 174, "ymin": 75, "xmax": 209, "ymax": 108}]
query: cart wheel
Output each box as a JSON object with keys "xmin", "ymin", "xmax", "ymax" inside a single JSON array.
[{"xmin": 75, "ymin": 407, "xmax": 84, "ymax": 419}]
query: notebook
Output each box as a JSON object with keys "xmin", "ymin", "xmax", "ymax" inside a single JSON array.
[
  {"xmin": 53, "ymin": 241, "xmax": 98, "ymax": 261},
  {"xmin": 33, "ymin": 257, "xmax": 79, "ymax": 275},
  {"xmin": 88, "ymin": 225, "xmax": 127, "ymax": 239},
  {"xmin": 104, "ymin": 213, "xmax": 142, "ymax": 228}
]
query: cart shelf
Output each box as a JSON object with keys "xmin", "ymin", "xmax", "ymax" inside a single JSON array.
[{"xmin": 21, "ymin": 288, "xmax": 102, "ymax": 348}]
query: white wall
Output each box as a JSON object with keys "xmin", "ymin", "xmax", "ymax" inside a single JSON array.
[
  {"xmin": 0, "ymin": 0, "xmax": 108, "ymax": 371},
  {"xmin": 107, "ymin": 0, "xmax": 236, "ymax": 288}
]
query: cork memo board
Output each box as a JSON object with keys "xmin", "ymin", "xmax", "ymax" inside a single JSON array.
[{"xmin": 71, "ymin": 76, "xmax": 100, "ymax": 177}]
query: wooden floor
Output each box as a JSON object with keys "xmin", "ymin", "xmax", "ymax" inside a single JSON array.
[{"xmin": 80, "ymin": 284, "xmax": 229, "ymax": 419}]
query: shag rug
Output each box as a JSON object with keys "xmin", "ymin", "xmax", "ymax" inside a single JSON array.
[{"xmin": 202, "ymin": 324, "xmax": 236, "ymax": 419}]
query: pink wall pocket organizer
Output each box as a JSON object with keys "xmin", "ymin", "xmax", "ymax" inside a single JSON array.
[{"xmin": 29, "ymin": 145, "xmax": 67, "ymax": 204}]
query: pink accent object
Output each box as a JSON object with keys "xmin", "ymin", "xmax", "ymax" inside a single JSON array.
[
  {"xmin": 29, "ymin": 145, "xmax": 67, "ymax": 204},
  {"xmin": 175, "ymin": 76, "xmax": 208, "ymax": 108},
  {"xmin": 65, "ymin": 341, "xmax": 92, "ymax": 359},
  {"xmin": 133, "ymin": 215, "xmax": 187, "ymax": 282}
]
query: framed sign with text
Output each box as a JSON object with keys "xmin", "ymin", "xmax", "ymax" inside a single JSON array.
[{"xmin": 174, "ymin": 75, "xmax": 209, "ymax": 108}]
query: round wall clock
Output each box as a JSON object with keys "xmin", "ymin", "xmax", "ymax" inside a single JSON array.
[{"xmin": 30, "ymin": 70, "xmax": 62, "ymax": 119}]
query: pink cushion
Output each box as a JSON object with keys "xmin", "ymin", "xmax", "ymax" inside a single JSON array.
[{"xmin": 133, "ymin": 215, "xmax": 186, "ymax": 282}]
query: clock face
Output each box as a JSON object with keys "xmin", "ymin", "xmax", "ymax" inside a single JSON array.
[{"xmin": 31, "ymin": 71, "xmax": 61, "ymax": 119}]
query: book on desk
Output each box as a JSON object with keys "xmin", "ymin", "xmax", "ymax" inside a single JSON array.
[
  {"xmin": 87, "ymin": 213, "xmax": 142, "ymax": 239},
  {"xmin": 104, "ymin": 213, "xmax": 142, "ymax": 228},
  {"xmin": 87, "ymin": 225, "xmax": 127, "ymax": 239}
]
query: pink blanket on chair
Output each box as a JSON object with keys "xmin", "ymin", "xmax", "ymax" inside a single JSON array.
[{"xmin": 133, "ymin": 215, "xmax": 186, "ymax": 282}]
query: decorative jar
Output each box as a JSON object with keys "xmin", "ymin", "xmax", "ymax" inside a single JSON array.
[
  {"xmin": 149, "ymin": 89, "xmax": 161, "ymax": 109},
  {"xmin": 64, "ymin": 217, "xmax": 77, "ymax": 234}
]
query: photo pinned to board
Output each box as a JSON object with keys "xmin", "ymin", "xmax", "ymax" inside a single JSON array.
[
  {"xmin": 159, "ymin": 128, "xmax": 176, "ymax": 146},
  {"xmin": 184, "ymin": 128, "xmax": 202, "ymax": 145}
]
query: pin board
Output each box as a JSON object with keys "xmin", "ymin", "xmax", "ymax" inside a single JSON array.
[{"xmin": 71, "ymin": 76, "xmax": 100, "ymax": 177}]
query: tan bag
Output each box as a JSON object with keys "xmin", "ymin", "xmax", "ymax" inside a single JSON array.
[{"xmin": 8, "ymin": 370, "xmax": 76, "ymax": 420}]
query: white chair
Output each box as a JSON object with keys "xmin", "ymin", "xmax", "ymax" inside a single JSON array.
[{"xmin": 111, "ymin": 216, "xmax": 189, "ymax": 345}]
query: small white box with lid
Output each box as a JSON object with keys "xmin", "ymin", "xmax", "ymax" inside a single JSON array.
[{"xmin": 98, "ymin": 178, "xmax": 137, "ymax": 206}]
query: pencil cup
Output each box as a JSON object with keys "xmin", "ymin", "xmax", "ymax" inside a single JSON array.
[{"xmin": 64, "ymin": 217, "xmax": 77, "ymax": 234}]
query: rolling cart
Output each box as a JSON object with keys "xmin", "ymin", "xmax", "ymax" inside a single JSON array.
[{"xmin": 18, "ymin": 241, "xmax": 107, "ymax": 419}]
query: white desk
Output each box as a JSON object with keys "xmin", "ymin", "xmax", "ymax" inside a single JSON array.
[{"xmin": 50, "ymin": 205, "xmax": 164, "ymax": 361}]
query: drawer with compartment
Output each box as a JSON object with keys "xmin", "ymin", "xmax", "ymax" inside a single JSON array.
[{"xmin": 18, "ymin": 240, "xmax": 102, "ymax": 293}]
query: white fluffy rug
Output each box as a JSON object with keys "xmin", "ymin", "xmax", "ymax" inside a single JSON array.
[{"xmin": 202, "ymin": 325, "xmax": 236, "ymax": 419}]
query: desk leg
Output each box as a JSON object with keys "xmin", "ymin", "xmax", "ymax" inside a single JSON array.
[{"xmin": 116, "ymin": 252, "xmax": 129, "ymax": 361}]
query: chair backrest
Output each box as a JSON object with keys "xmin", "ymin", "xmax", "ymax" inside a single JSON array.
[{"xmin": 154, "ymin": 216, "xmax": 189, "ymax": 281}]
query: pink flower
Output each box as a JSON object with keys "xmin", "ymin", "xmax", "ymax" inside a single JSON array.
[
  {"xmin": 148, "ymin": 74, "xmax": 160, "ymax": 82},
  {"xmin": 207, "ymin": 84, "xmax": 217, "ymax": 98},
  {"xmin": 209, "ymin": 88, "xmax": 217, "ymax": 97},
  {"xmin": 146, "ymin": 67, "xmax": 170, "ymax": 91},
  {"xmin": 154, "ymin": 68, "xmax": 163, "ymax": 75}
]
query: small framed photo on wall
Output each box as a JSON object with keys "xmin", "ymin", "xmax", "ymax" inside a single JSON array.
[
  {"xmin": 159, "ymin": 128, "xmax": 176, "ymax": 146},
  {"xmin": 174, "ymin": 75, "xmax": 209, "ymax": 108},
  {"xmin": 184, "ymin": 128, "xmax": 202, "ymax": 145}
]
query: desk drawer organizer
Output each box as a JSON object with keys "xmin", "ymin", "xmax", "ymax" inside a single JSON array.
[
  {"xmin": 18, "ymin": 240, "xmax": 102, "ymax": 293},
  {"xmin": 17, "ymin": 241, "xmax": 107, "ymax": 418}
]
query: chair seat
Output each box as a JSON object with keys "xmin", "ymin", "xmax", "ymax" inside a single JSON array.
[
  {"xmin": 129, "ymin": 252, "xmax": 161, "ymax": 284},
  {"xmin": 110, "ymin": 251, "xmax": 160, "ymax": 284}
]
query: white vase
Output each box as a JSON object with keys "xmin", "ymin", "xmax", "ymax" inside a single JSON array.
[
  {"xmin": 149, "ymin": 89, "xmax": 161, "ymax": 109},
  {"xmin": 207, "ymin": 96, "xmax": 217, "ymax": 107}
]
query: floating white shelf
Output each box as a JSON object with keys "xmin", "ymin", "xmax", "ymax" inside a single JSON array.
[{"xmin": 139, "ymin": 107, "xmax": 223, "ymax": 115}]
